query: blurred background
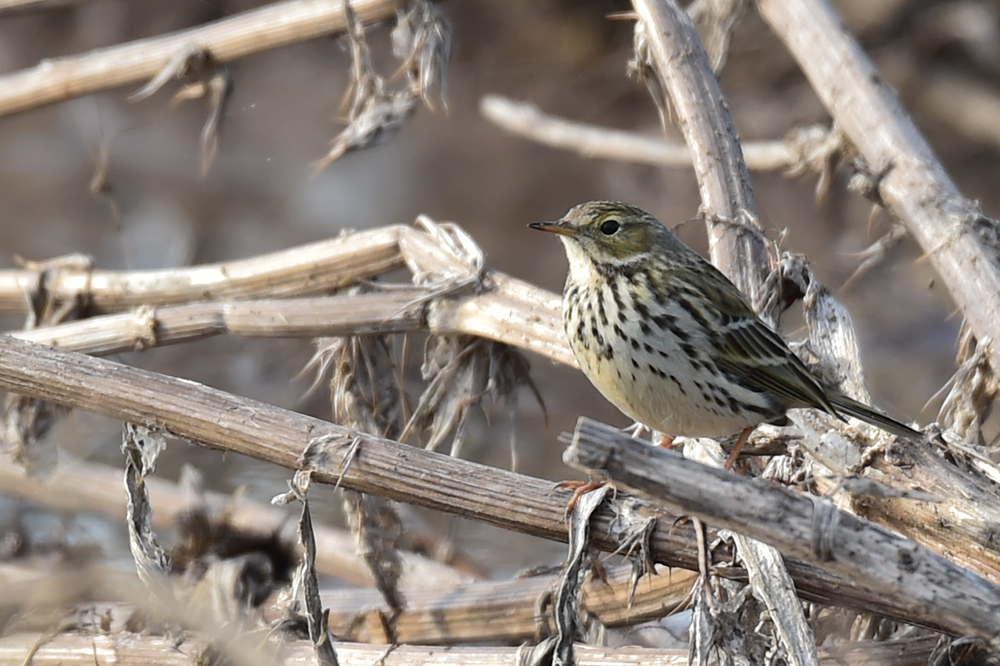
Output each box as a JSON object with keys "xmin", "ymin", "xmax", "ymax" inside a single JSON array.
[{"xmin": 0, "ymin": 0, "xmax": 998, "ymax": 575}]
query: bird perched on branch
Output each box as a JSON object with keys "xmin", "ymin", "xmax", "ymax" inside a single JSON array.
[{"xmin": 531, "ymin": 201, "xmax": 919, "ymax": 468}]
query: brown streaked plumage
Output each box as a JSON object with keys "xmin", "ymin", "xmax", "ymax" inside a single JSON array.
[{"xmin": 530, "ymin": 201, "xmax": 920, "ymax": 457}]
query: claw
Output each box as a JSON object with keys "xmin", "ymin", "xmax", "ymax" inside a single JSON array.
[
  {"xmin": 555, "ymin": 480, "xmax": 606, "ymax": 516},
  {"xmin": 724, "ymin": 426, "xmax": 753, "ymax": 469}
]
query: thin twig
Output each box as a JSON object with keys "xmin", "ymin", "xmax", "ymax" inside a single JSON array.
[{"xmin": 480, "ymin": 94, "xmax": 798, "ymax": 171}]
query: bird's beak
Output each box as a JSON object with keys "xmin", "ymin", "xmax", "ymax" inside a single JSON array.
[{"xmin": 528, "ymin": 219, "xmax": 577, "ymax": 236}]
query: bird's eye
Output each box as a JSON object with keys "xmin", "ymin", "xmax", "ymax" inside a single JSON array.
[{"xmin": 600, "ymin": 219, "xmax": 621, "ymax": 235}]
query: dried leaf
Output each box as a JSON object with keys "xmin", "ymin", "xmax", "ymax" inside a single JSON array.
[
  {"xmin": 628, "ymin": 18, "xmax": 670, "ymax": 130},
  {"xmin": 317, "ymin": 3, "xmax": 419, "ymax": 170},
  {"xmin": 840, "ymin": 222, "xmax": 908, "ymax": 291},
  {"xmin": 320, "ymin": 334, "xmax": 404, "ymax": 440},
  {"xmin": 688, "ymin": 0, "xmax": 748, "ymax": 72},
  {"xmin": 392, "ymin": 0, "xmax": 451, "ymax": 111},
  {"xmin": 403, "ymin": 335, "xmax": 542, "ymax": 459},
  {"xmin": 129, "ymin": 46, "xmax": 231, "ymax": 175},
  {"xmin": 554, "ymin": 485, "xmax": 609, "ymax": 666},
  {"xmin": 342, "ymin": 490, "xmax": 405, "ymax": 630},
  {"xmin": 122, "ymin": 423, "xmax": 174, "ymax": 603},
  {"xmin": 780, "ymin": 124, "xmax": 850, "ymax": 204},
  {"xmin": 935, "ymin": 326, "xmax": 998, "ymax": 444},
  {"xmin": 321, "ymin": 331, "xmax": 407, "ymax": 632},
  {"xmin": 3, "ymin": 255, "xmax": 95, "ymax": 475},
  {"xmin": 284, "ymin": 472, "xmax": 339, "ymax": 666}
]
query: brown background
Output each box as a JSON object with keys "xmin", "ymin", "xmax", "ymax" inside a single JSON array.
[{"xmin": 0, "ymin": 0, "xmax": 997, "ymax": 571}]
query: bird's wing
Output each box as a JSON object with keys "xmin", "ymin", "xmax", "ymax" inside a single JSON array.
[
  {"xmin": 713, "ymin": 316, "xmax": 837, "ymax": 413},
  {"xmin": 695, "ymin": 265, "xmax": 839, "ymax": 415}
]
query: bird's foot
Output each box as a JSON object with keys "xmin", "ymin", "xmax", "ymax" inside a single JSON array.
[
  {"xmin": 723, "ymin": 427, "xmax": 754, "ymax": 469},
  {"xmin": 623, "ymin": 422, "xmax": 649, "ymax": 439},
  {"xmin": 554, "ymin": 479, "xmax": 606, "ymax": 516}
]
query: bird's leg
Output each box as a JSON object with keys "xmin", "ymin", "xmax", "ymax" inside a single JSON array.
[
  {"xmin": 624, "ymin": 422, "xmax": 649, "ymax": 439},
  {"xmin": 657, "ymin": 434, "xmax": 675, "ymax": 448},
  {"xmin": 724, "ymin": 427, "xmax": 753, "ymax": 469},
  {"xmin": 555, "ymin": 480, "xmax": 606, "ymax": 514}
]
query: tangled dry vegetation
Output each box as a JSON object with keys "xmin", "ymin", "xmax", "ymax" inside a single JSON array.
[{"xmin": 1, "ymin": 0, "xmax": 1000, "ymax": 665}]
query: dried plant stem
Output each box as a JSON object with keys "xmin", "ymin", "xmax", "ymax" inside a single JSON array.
[
  {"xmin": 0, "ymin": 335, "xmax": 979, "ymax": 635},
  {"xmin": 630, "ymin": 3, "xmax": 815, "ymax": 661},
  {"xmin": 0, "ymin": 227, "xmax": 404, "ymax": 313},
  {"xmin": 480, "ymin": 95, "xmax": 798, "ymax": 171},
  {"xmin": 0, "ymin": 633, "xmax": 682, "ymax": 666},
  {"xmin": 10, "ymin": 293, "xmax": 427, "ymax": 355},
  {"xmin": 757, "ymin": 0, "xmax": 1000, "ymax": 372},
  {"xmin": 0, "ymin": 629, "xmax": 949, "ymax": 665},
  {"xmin": 0, "ymin": 0, "xmax": 401, "ymax": 117},
  {"xmin": 564, "ymin": 417, "xmax": 1000, "ymax": 648},
  {"xmin": 324, "ymin": 564, "xmax": 696, "ymax": 644},
  {"xmin": 0, "ymin": 224, "xmax": 574, "ymax": 365},
  {"xmin": 631, "ymin": 0, "xmax": 768, "ymax": 299},
  {"xmin": 7, "ymin": 273, "xmax": 571, "ymax": 365},
  {"xmin": 0, "ymin": 456, "xmax": 468, "ymax": 588},
  {"xmin": 789, "ymin": 256, "xmax": 1000, "ymax": 583}
]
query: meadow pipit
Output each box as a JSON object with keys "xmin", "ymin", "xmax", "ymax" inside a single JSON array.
[{"xmin": 531, "ymin": 201, "xmax": 919, "ymax": 466}]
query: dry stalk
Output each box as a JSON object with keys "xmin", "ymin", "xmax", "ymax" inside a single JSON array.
[
  {"xmin": 480, "ymin": 94, "xmax": 825, "ymax": 173},
  {"xmin": 563, "ymin": 417, "xmax": 1000, "ymax": 649},
  {"xmin": 323, "ymin": 561, "xmax": 695, "ymax": 644},
  {"xmin": 0, "ymin": 223, "xmax": 572, "ymax": 364},
  {"xmin": 774, "ymin": 257, "xmax": 1000, "ymax": 583},
  {"xmin": 0, "ymin": 629, "xmax": 951, "ymax": 665},
  {"xmin": 0, "ymin": 227, "xmax": 405, "ymax": 313},
  {"xmin": 630, "ymin": 0, "xmax": 768, "ymax": 300},
  {"xmin": 757, "ymin": 0, "xmax": 1000, "ymax": 374},
  {"xmin": 1, "ymin": 215, "xmax": 997, "ymax": 628},
  {"xmin": 0, "ymin": 0, "xmax": 402, "ymax": 117},
  {"xmin": 0, "ymin": 334, "xmax": 982, "ymax": 637},
  {"xmin": 628, "ymin": 2, "xmax": 814, "ymax": 661},
  {"xmin": 0, "ymin": 455, "xmax": 469, "ymax": 588}
]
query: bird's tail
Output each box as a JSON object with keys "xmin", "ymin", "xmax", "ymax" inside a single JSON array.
[{"xmin": 826, "ymin": 392, "xmax": 921, "ymax": 440}]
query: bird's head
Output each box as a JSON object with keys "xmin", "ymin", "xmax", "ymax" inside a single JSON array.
[{"xmin": 529, "ymin": 201, "xmax": 675, "ymax": 269}]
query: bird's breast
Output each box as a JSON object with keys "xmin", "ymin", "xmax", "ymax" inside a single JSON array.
[{"xmin": 562, "ymin": 275, "xmax": 768, "ymax": 437}]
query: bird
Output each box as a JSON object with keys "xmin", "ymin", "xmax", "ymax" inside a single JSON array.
[{"xmin": 530, "ymin": 201, "xmax": 920, "ymax": 470}]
